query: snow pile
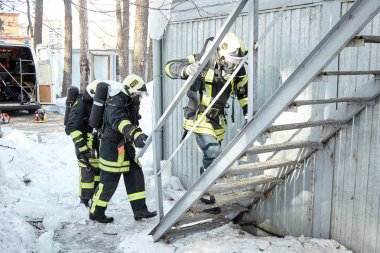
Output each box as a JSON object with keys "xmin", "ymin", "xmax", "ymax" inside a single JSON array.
[
  {"xmin": 0, "ymin": 200, "xmax": 37, "ymax": 253},
  {"xmin": 149, "ymin": 0, "xmax": 173, "ymax": 40},
  {"xmin": 170, "ymin": 224, "xmax": 351, "ymax": 253},
  {"xmin": 0, "ymin": 127, "xmax": 81, "ymax": 252}
]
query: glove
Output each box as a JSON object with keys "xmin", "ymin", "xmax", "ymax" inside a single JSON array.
[
  {"xmin": 134, "ymin": 132, "xmax": 148, "ymax": 148},
  {"xmin": 77, "ymin": 149, "xmax": 92, "ymax": 169},
  {"xmin": 185, "ymin": 61, "xmax": 200, "ymax": 76}
]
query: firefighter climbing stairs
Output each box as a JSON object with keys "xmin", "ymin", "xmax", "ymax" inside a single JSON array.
[{"xmin": 147, "ymin": 0, "xmax": 380, "ymax": 242}]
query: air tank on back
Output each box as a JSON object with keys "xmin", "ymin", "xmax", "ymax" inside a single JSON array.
[
  {"xmin": 89, "ymin": 82, "xmax": 109, "ymax": 129},
  {"xmin": 64, "ymin": 86, "xmax": 79, "ymax": 126}
]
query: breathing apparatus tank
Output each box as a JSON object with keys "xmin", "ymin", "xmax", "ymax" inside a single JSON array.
[
  {"xmin": 89, "ymin": 82, "xmax": 110, "ymax": 130},
  {"xmin": 64, "ymin": 86, "xmax": 79, "ymax": 126}
]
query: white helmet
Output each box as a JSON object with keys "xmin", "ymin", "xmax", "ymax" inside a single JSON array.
[
  {"xmin": 217, "ymin": 32, "xmax": 247, "ymax": 73},
  {"xmin": 106, "ymin": 80, "xmax": 123, "ymax": 96},
  {"xmin": 121, "ymin": 74, "xmax": 147, "ymax": 96},
  {"xmin": 85, "ymin": 80, "xmax": 101, "ymax": 99}
]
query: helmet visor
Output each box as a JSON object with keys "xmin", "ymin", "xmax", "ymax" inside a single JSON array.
[{"xmin": 220, "ymin": 54, "xmax": 244, "ymax": 73}]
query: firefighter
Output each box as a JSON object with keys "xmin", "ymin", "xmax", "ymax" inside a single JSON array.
[
  {"xmin": 89, "ymin": 74, "xmax": 156, "ymax": 223},
  {"xmin": 165, "ymin": 32, "xmax": 249, "ymax": 175},
  {"xmin": 65, "ymin": 81, "xmax": 101, "ymax": 208}
]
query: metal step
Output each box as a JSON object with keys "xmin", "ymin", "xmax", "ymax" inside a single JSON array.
[
  {"xmin": 224, "ymin": 159, "xmax": 299, "ymax": 178},
  {"xmin": 192, "ymin": 190, "xmax": 261, "ymax": 211},
  {"xmin": 268, "ymin": 119, "xmax": 346, "ymax": 132},
  {"xmin": 178, "ymin": 203, "xmax": 247, "ymax": 226},
  {"xmin": 245, "ymin": 141, "xmax": 322, "ymax": 155},
  {"xmin": 291, "ymin": 97, "xmax": 373, "ymax": 106},
  {"xmin": 320, "ymin": 70, "xmax": 380, "ymax": 76},
  {"xmin": 209, "ymin": 175, "xmax": 281, "ymax": 194},
  {"xmin": 348, "ymin": 35, "xmax": 380, "ymax": 46},
  {"xmin": 164, "ymin": 217, "xmax": 230, "ymax": 241}
]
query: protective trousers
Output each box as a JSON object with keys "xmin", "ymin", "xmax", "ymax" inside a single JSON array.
[
  {"xmin": 90, "ymin": 161, "xmax": 147, "ymax": 216},
  {"xmin": 79, "ymin": 160, "xmax": 100, "ymax": 201},
  {"xmin": 195, "ymin": 133, "xmax": 222, "ymax": 171}
]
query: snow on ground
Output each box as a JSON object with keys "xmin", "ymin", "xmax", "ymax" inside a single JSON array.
[{"xmin": 0, "ymin": 84, "xmax": 353, "ymax": 252}]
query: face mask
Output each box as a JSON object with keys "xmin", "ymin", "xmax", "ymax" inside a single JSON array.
[
  {"xmin": 221, "ymin": 70, "xmax": 232, "ymax": 81},
  {"xmin": 220, "ymin": 55, "xmax": 243, "ymax": 73}
]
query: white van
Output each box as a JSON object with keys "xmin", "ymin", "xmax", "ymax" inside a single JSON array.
[{"xmin": 0, "ymin": 43, "xmax": 54, "ymax": 113}]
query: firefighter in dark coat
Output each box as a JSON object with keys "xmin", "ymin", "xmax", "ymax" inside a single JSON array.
[
  {"xmin": 89, "ymin": 74, "xmax": 156, "ymax": 223},
  {"xmin": 65, "ymin": 81, "xmax": 101, "ymax": 207},
  {"xmin": 165, "ymin": 32, "xmax": 249, "ymax": 173}
]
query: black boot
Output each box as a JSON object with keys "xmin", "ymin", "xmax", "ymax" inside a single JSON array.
[
  {"xmin": 134, "ymin": 210, "xmax": 157, "ymax": 221},
  {"xmin": 200, "ymin": 166, "xmax": 205, "ymax": 175},
  {"xmin": 200, "ymin": 193, "xmax": 215, "ymax": 205},
  {"xmin": 80, "ymin": 199, "xmax": 90, "ymax": 208},
  {"xmin": 89, "ymin": 213, "xmax": 114, "ymax": 223}
]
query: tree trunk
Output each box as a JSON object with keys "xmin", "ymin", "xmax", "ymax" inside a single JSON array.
[
  {"xmin": 147, "ymin": 38, "xmax": 153, "ymax": 82},
  {"xmin": 33, "ymin": 0, "xmax": 43, "ymax": 50},
  {"xmin": 79, "ymin": 0, "xmax": 89, "ymax": 93},
  {"xmin": 26, "ymin": 0, "xmax": 33, "ymax": 37},
  {"xmin": 116, "ymin": 0, "xmax": 129, "ymax": 81},
  {"xmin": 122, "ymin": 0, "xmax": 130, "ymax": 78},
  {"xmin": 62, "ymin": 0, "xmax": 72, "ymax": 97},
  {"xmin": 132, "ymin": 0, "xmax": 149, "ymax": 78}
]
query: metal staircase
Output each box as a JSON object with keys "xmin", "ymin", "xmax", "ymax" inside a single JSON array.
[{"xmin": 148, "ymin": 0, "xmax": 380, "ymax": 242}]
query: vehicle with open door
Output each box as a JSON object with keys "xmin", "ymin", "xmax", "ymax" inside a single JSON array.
[{"xmin": 0, "ymin": 42, "xmax": 54, "ymax": 113}]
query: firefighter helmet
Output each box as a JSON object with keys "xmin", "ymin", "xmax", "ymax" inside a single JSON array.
[
  {"xmin": 121, "ymin": 74, "xmax": 147, "ymax": 96},
  {"xmin": 85, "ymin": 80, "xmax": 101, "ymax": 99},
  {"xmin": 217, "ymin": 32, "xmax": 247, "ymax": 73}
]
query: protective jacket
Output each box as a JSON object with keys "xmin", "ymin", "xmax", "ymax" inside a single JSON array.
[
  {"xmin": 65, "ymin": 95, "xmax": 100, "ymax": 201},
  {"xmin": 65, "ymin": 95, "xmax": 99, "ymax": 169},
  {"xmin": 165, "ymin": 53, "xmax": 248, "ymax": 141},
  {"xmin": 99, "ymin": 92, "xmax": 142, "ymax": 173}
]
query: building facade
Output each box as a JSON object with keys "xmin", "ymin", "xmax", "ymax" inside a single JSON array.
[{"xmin": 0, "ymin": 13, "xmax": 31, "ymax": 44}]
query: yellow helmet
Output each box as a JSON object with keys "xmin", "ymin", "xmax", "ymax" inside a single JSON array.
[
  {"xmin": 121, "ymin": 74, "xmax": 147, "ymax": 96},
  {"xmin": 218, "ymin": 32, "xmax": 247, "ymax": 73}
]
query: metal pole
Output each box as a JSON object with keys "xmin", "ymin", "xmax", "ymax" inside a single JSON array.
[
  {"xmin": 248, "ymin": 0, "xmax": 259, "ymax": 119},
  {"xmin": 137, "ymin": 0, "xmax": 250, "ymax": 158},
  {"xmin": 152, "ymin": 39, "xmax": 164, "ymax": 220}
]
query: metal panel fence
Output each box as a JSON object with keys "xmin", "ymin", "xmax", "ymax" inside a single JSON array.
[{"xmin": 238, "ymin": 3, "xmax": 380, "ymax": 252}]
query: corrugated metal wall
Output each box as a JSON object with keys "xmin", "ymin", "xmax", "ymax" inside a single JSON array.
[
  {"xmin": 329, "ymin": 3, "xmax": 380, "ymax": 252},
  {"xmin": 243, "ymin": 3, "xmax": 380, "ymax": 252},
  {"xmin": 249, "ymin": 156, "xmax": 316, "ymax": 237},
  {"xmin": 162, "ymin": 1, "xmax": 323, "ymax": 188}
]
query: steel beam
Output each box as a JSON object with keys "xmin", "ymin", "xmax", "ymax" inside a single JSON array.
[
  {"xmin": 248, "ymin": 0, "xmax": 258, "ymax": 119},
  {"xmin": 152, "ymin": 39, "xmax": 164, "ymax": 220}
]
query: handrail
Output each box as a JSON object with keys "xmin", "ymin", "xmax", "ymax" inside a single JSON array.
[
  {"xmin": 158, "ymin": 55, "xmax": 249, "ymax": 176},
  {"xmin": 137, "ymin": 0, "xmax": 250, "ymax": 158}
]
